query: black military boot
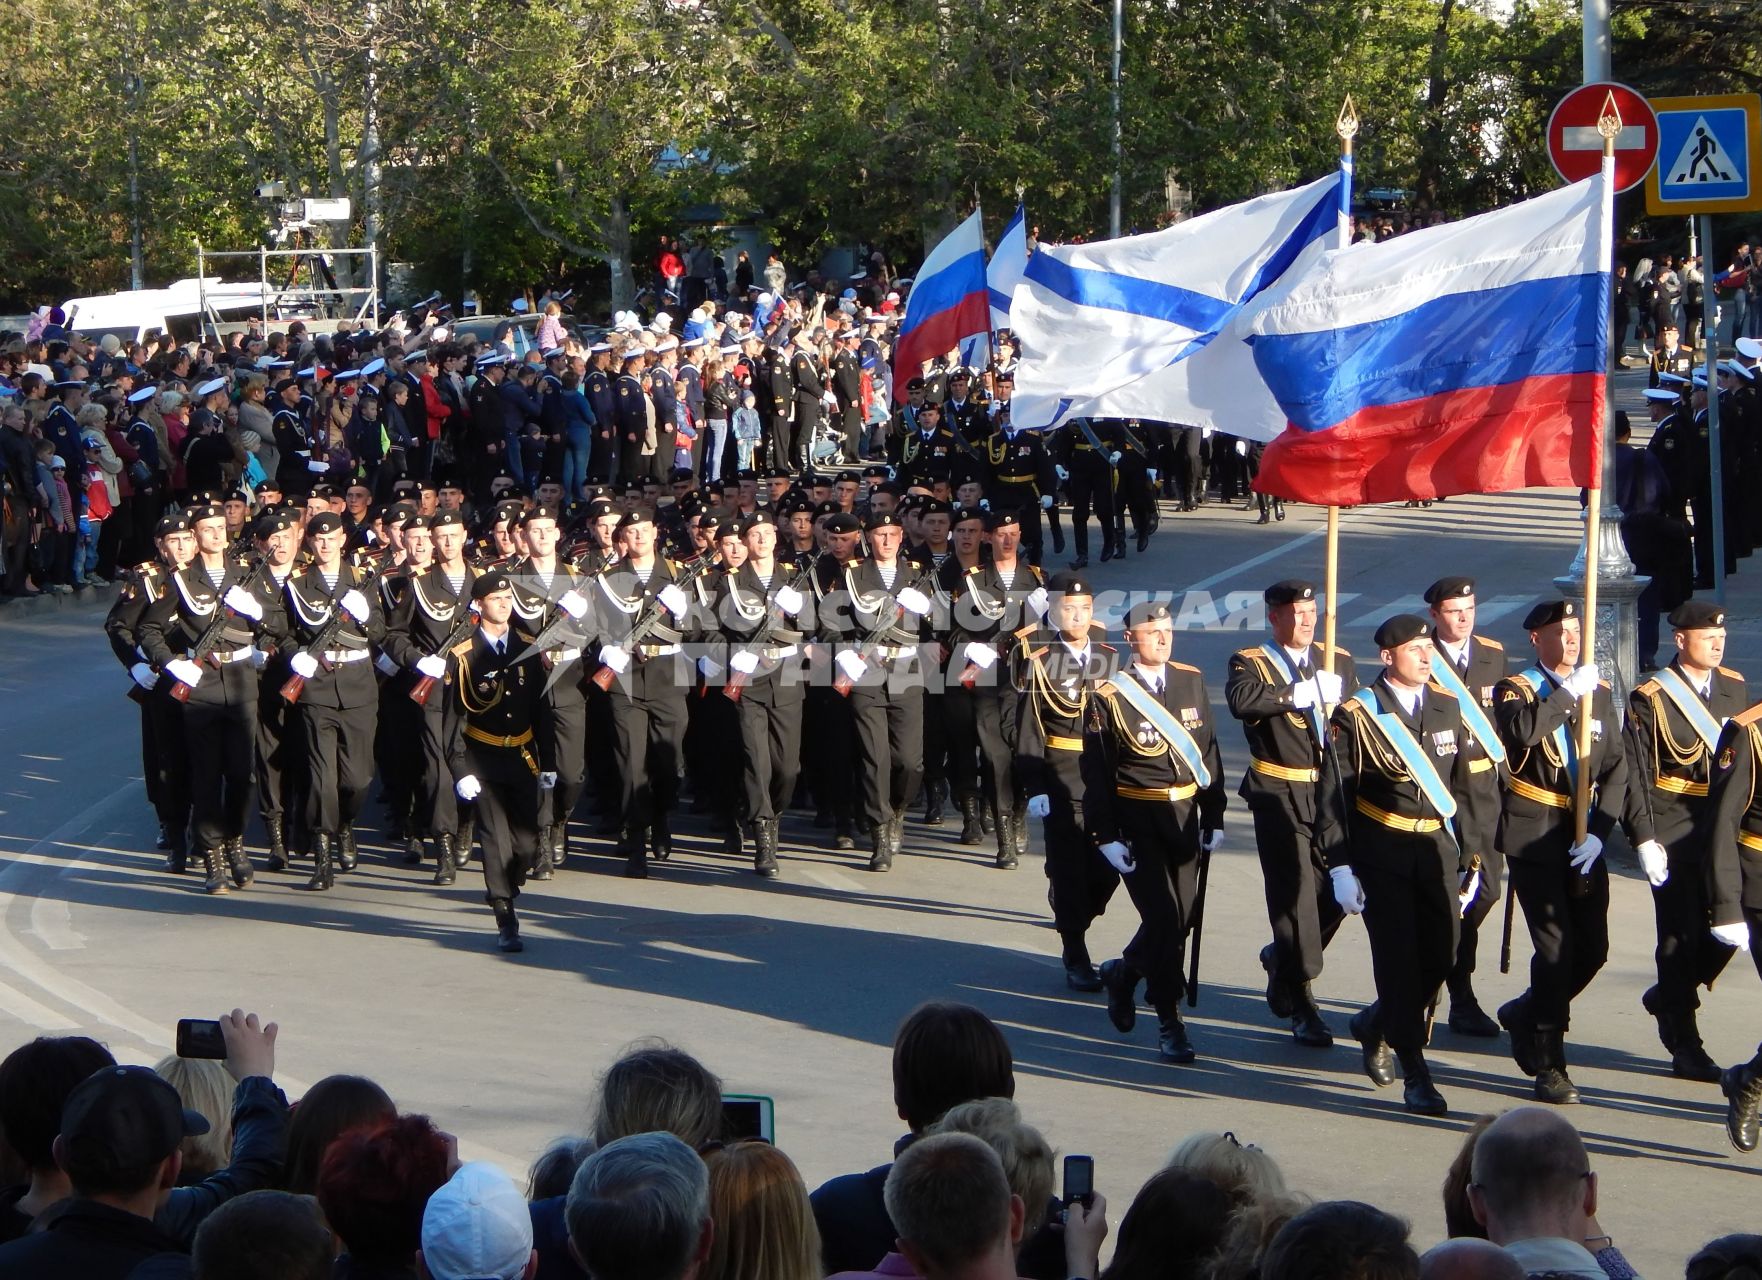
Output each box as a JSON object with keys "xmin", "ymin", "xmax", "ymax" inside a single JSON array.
[
  {"xmin": 1641, "ymin": 984, "xmax": 1679, "ymax": 1053},
  {"xmin": 166, "ymin": 825, "xmax": 189, "ymax": 876},
  {"xmin": 1289, "ymin": 985, "xmax": 1335, "ymax": 1048},
  {"xmin": 1099, "ymin": 959, "xmax": 1137, "ymax": 1032},
  {"xmin": 1136, "ymin": 525, "xmax": 1152, "ymax": 554},
  {"xmin": 433, "ymin": 833, "xmax": 458, "ymax": 886},
  {"xmin": 1398, "ymin": 1050, "xmax": 1448, "ymax": 1115},
  {"xmin": 531, "ymin": 824, "xmax": 557, "ymax": 881},
  {"xmin": 868, "ymin": 823, "xmax": 893, "ymax": 872},
  {"xmin": 1349, "ymin": 1007, "xmax": 1394, "ymax": 1087},
  {"xmin": 492, "ymin": 899, "xmax": 523, "ymax": 953},
  {"xmin": 456, "ymin": 814, "xmax": 475, "ymax": 867},
  {"xmin": 402, "ymin": 832, "xmax": 425, "ymax": 866},
  {"xmin": 754, "ymin": 818, "xmax": 780, "ymax": 878},
  {"xmin": 337, "ymin": 824, "xmax": 359, "ymax": 872},
  {"xmin": 1533, "ymin": 1031, "xmax": 1581, "ymax": 1105},
  {"xmin": 622, "ymin": 826, "xmax": 648, "ymax": 879},
  {"xmin": 306, "ymin": 834, "xmax": 335, "ymax": 892},
  {"xmin": 722, "ymin": 816, "xmax": 744, "ymax": 857},
  {"xmin": 157, "ymin": 821, "xmax": 171, "ymax": 851},
  {"xmin": 921, "ymin": 781, "xmax": 946, "ymax": 826},
  {"xmin": 1259, "ymin": 943, "xmax": 1296, "ymax": 1019},
  {"xmin": 1721, "ymin": 1058, "xmax": 1762, "ymax": 1152},
  {"xmin": 833, "ymin": 816, "xmax": 856, "ymax": 851},
  {"xmin": 958, "ymin": 794, "xmax": 984, "ymax": 845},
  {"xmin": 1446, "ymin": 976, "xmax": 1500, "ymax": 1038},
  {"xmin": 651, "ymin": 813, "xmax": 673, "ymax": 862},
  {"xmin": 1497, "ymin": 995, "xmax": 1541, "ymax": 1076},
  {"xmin": 1158, "ymin": 1009, "xmax": 1197, "ymax": 1064},
  {"xmin": 264, "ymin": 815, "xmax": 288, "ymax": 872},
  {"xmin": 1670, "ymin": 1012, "xmax": 1723, "ymax": 1083},
  {"xmin": 225, "ymin": 837, "xmax": 254, "ymax": 889},
  {"xmin": 1062, "ymin": 934, "xmax": 1103, "ymax": 992},
  {"xmin": 200, "ymin": 848, "xmax": 229, "ymax": 896},
  {"xmin": 551, "ymin": 819, "xmax": 569, "ymax": 871},
  {"xmin": 980, "ymin": 796, "xmax": 996, "ymax": 836}
]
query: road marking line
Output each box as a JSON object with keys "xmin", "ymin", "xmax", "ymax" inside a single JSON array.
[
  {"xmin": 0, "ymin": 979, "xmax": 81, "ymax": 1031},
  {"xmin": 28, "ymin": 896, "xmax": 84, "ymax": 951}
]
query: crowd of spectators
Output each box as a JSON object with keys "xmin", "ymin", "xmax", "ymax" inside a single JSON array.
[{"xmin": 0, "ymin": 1001, "xmax": 1754, "ymax": 1280}]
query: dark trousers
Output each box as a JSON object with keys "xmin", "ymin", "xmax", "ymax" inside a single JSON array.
[
  {"xmin": 1116, "ymin": 798, "xmax": 1202, "ymax": 1013},
  {"xmin": 838, "ymin": 405, "xmax": 862, "ymax": 461},
  {"xmin": 466, "ymin": 746, "xmax": 540, "ymax": 903},
  {"xmin": 943, "ymin": 683, "xmax": 1015, "ymax": 815},
  {"xmin": 848, "ymin": 671, "xmax": 925, "ymax": 829},
  {"xmin": 145, "ymin": 687, "xmax": 190, "ymax": 830},
  {"xmin": 1509, "ymin": 856, "xmax": 1611, "ymax": 1032},
  {"xmin": 1113, "ymin": 453, "xmax": 1156, "ymax": 538},
  {"xmin": 185, "ymin": 696, "xmax": 258, "ymax": 852},
  {"xmin": 1651, "ymin": 854, "xmax": 1736, "ymax": 1014},
  {"xmin": 737, "ymin": 671, "xmax": 804, "ymax": 822},
  {"xmin": 1249, "ymin": 796, "xmax": 1344, "ymax": 988},
  {"xmin": 256, "ymin": 678, "xmax": 306, "ymax": 846},
  {"xmin": 1449, "ymin": 852, "xmax": 1502, "ymax": 997},
  {"xmin": 376, "ymin": 676, "xmax": 422, "ymax": 834},
  {"xmin": 1173, "ymin": 427, "xmax": 1205, "ymax": 505},
  {"xmin": 302, "ymin": 700, "xmax": 377, "ymax": 834},
  {"xmin": 585, "ymin": 680, "xmax": 619, "ymax": 817},
  {"xmin": 1068, "ymin": 456, "xmax": 1114, "ymax": 556},
  {"xmin": 921, "ymin": 681, "xmax": 950, "ymax": 798},
  {"xmin": 805, "ymin": 684, "xmax": 856, "ymax": 826},
  {"xmin": 686, "ymin": 673, "xmax": 742, "ymax": 819},
  {"xmin": 608, "ymin": 658, "xmax": 688, "ymax": 829},
  {"xmin": 1357, "ymin": 834, "xmax": 1459, "ymax": 1054},
  {"xmin": 538, "ymin": 684, "xmax": 587, "ymax": 830},
  {"xmin": 1040, "ymin": 750, "xmax": 1118, "ymax": 940},
  {"xmin": 417, "ymin": 698, "xmax": 457, "ymax": 837},
  {"xmin": 792, "ymin": 401, "xmax": 820, "ymax": 469}
]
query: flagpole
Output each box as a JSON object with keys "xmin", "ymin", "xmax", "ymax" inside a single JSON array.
[
  {"xmin": 1324, "ymin": 97, "xmax": 1357, "ymax": 678},
  {"xmin": 1574, "ymin": 97, "xmax": 1619, "ymax": 850}
]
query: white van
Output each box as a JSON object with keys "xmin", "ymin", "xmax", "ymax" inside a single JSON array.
[{"xmin": 60, "ymin": 279, "xmax": 274, "ymax": 346}]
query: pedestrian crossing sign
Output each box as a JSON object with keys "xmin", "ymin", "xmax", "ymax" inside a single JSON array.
[{"xmin": 1646, "ymin": 93, "xmax": 1762, "ymax": 214}]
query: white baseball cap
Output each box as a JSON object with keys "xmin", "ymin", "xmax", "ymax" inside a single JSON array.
[{"xmin": 420, "ymin": 1162, "xmax": 533, "ymax": 1280}]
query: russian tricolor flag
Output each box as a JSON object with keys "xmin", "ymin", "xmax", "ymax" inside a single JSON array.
[
  {"xmin": 894, "ymin": 210, "xmax": 991, "ymax": 401},
  {"xmin": 1247, "ymin": 171, "xmax": 1611, "ymax": 506}
]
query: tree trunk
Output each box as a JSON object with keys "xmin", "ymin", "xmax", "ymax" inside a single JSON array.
[
  {"xmin": 1416, "ymin": 0, "xmax": 1456, "ymax": 211},
  {"xmin": 605, "ymin": 192, "xmax": 634, "ymax": 311}
]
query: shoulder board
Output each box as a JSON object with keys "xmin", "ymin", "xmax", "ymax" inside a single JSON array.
[
  {"xmin": 1598, "ymin": 679, "xmax": 1611, "ymax": 690},
  {"xmin": 1426, "ymin": 680, "xmax": 1457, "ymax": 699},
  {"xmin": 449, "ymin": 639, "xmax": 473, "ymax": 657},
  {"xmin": 1015, "ymin": 623, "xmax": 1039, "ymax": 638},
  {"xmin": 1478, "ymin": 636, "xmax": 1504, "ymax": 651},
  {"xmin": 1734, "ymin": 703, "xmax": 1762, "ymax": 728},
  {"xmin": 1719, "ymin": 666, "xmax": 1743, "ymax": 680},
  {"xmin": 1507, "ymin": 672, "xmax": 1536, "ymax": 692},
  {"xmin": 1232, "ymin": 647, "xmax": 1261, "ymax": 662},
  {"xmin": 1087, "ymin": 621, "xmax": 1109, "ymax": 637},
  {"xmin": 1170, "ymin": 661, "xmax": 1200, "ymax": 674},
  {"xmin": 845, "ymin": 558, "xmax": 864, "ymax": 569},
  {"xmin": 1635, "ymin": 679, "xmax": 1661, "ymax": 697},
  {"xmin": 1324, "ymin": 643, "xmax": 1351, "ymax": 657}
]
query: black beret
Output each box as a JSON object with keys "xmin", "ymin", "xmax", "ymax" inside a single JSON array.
[
  {"xmin": 403, "ymin": 515, "xmax": 432, "ymax": 532},
  {"xmin": 1265, "ymin": 579, "xmax": 1317, "ymax": 606},
  {"xmin": 255, "ymin": 511, "xmax": 297, "ymax": 537},
  {"xmin": 837, "ymin": 470, "xmax": 861, "ymax": 484},
  {"xmin": 225, "ymin": 489, "xmax": 249, "ymax": 504},
  {"xmin": 310, "ymin": 484, "xmax": 338, "ymax": 500},
  {"xmin": 520, "ymin": 503, "xmax": 561, "ymax": 526},
  {"xmin": 305, "ymin": 512, "xmax": 345, "ymax": 536},
  {"xmin": 1047, "ymin": 571, "xmax": 1092, "ymax": 597},
  {"xmin": 471, "ymin": 570, "xmax": 512, "ymax": 600},
  {"xmin": 492, "ymin": 500, "xmax": 525, "ymax": 524},
  {"xmin": 920, "ymin": 499, "xmax": 954, "ymax": 517},
  {"xmin": 824, "ymin": 512, "xmax": 863, "ymax": 535},
  {"xmin": 1126, "ymin": 599, "xmax": 1174, "ymax": 628},
  {"xmin": 872, "ymin": 480, "xmax": 904, "ymax": 498},
  {"xmin": 864, "ymin": 512, "xmax": 903, "ymax": 532},
  {"xmin": 668, "ymin": 466, "xmax": 695, "ymax": 483},
  {"xmin": 430, "ymin": 511, "xmax": 466, "ymax": 530},
  {"xmin": 187, "ymin": 503, "xmax": 226, "ymax": 523},
  {"xmin": 1668, "ymin": 600, "xmax": 1726, "ymax": 630},
  {"xmin": 1423, "ymin": 577, "xmax": 1475, "ymax": 606},
  {"xmin": 863, "ymin": 465, "xmax": 892, "ymax": 478},
  {"xmin": 584, "ymin": 500, "xmax": 617, "ymax": 519},
  {"xmin": 1374, "ymin": 613, "xmax": 1431, "ymax": 649},
  {"xmin": 764, "ymin": 467, "xmax": 792, "ymax": 480},
  {"xmin": 385, "ymin": 502, "xmax": 417, "ymax": 525},
  {"xmin": 155, "ymin": 515, "xmax": 192, "ymax": 537},
  {"xmin": 781, "ymin": 497, "xmax": 816, "ymax": 517},
  {"xmin": 952, "ymin": 506, "xmax": 988, "ymax": 525},
  {"xmin": 616, "ymin": 505, "xmax": 657, "ymax": 529},
  {"xmin": 906, "ymin": 376, "xmax": 926, "ymax": 390},
  {"xmin": 812, "ymin": 500, "xmax": 841, "ymax": 520},
  {"xmin": 985, "ymin": 510, "xmax": 1020, "ymax": 531},
  {"xmin": 1521, "ymin": 599, "xmax": 1576, "ymax": 631}
]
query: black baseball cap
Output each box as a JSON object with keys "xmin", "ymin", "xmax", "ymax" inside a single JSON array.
[{"xmin": 59, "ymin": 1066, "xmax": 209, "ymax": 1186}]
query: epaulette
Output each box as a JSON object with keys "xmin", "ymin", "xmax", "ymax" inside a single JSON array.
[
  {"xmin": 1324, "ymin": 643, "xmax": 1351, "ymax": 657},
  {"xmin": 1170, "ymin": 660, "xmax": 1200, "ymax": 674},
  {"xmin": 1635, "ymin": 678, "xmax": 1661, "ymax": 697},
  {"xmin": 449, "ymin": 639, "xmax": 473, "ymax": 657},
  {"xmin": 1479, "ymin": 636, "xmax": 1504, "ymax": 651},
  {"xmin": 1719, "ymin": 666, "xmax": 1743, "ymax": 680},
  {"xmin": 1015, "ymin": 623, "xmax": 1039, "ymax": 638},
  {"xmin": 1232, "ymin": 647, "xmax": 1262, "ymax": 663},
  {"xmin": 1426, "ymin": 679, "xmax": 1458, "ymax": 699},
  {"xmin": 1733, "ymin": 703, "xmax": 1762, "ymax": 728}
]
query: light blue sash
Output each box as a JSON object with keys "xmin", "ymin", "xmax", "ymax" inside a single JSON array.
[
  {"xmin": 1518, "ymin": 665, "xmax": 1576, "ymax": 787},
  {"xmin": 1350, "ymin": 687, "xmax": 1458, "ymax": 824},
  {"xmin": 1652, "ymin": 666, "xmax": 1724, "ymax": 752},
  {"xmin": 1261, "ymin": 643, "xmax": 1327, "ymax": 743},
  {"xmin": 1111, "ymin": 672, "xmax": 1211, "ymax": 788},
  {"xmin": 1429, "ymin": 650, "xmax": 1507, "ymax": 765}
]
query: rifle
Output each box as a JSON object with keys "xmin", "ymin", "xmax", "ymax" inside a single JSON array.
[
  {"xmin": 280, "ymin": 560, "xmax": 384, "ymax": 703},
  {"xmin": 725, "ymin": 560, "xmax": 817, "ymax": 702},
  {"xmin": 1075, "ymin": 417, "xmax": 1119, "ymax": 468},
  {"xmin": 833, "ymin": 562, "xmax": 933, "ymax": 696},
  {"xmin": 408, "ymin": 603, "xmax": 481, "ymax": 706},
  {"xmin": 169, "ymin": 555, "xmax": 270, "ymax": 704},
  {"xmin": 589, "ymin": 553, "xmax": 717, "ymax": 691},
  {"xmin": 1499, "ymin": 876, "xmax": 1517, "ymax": 974}
]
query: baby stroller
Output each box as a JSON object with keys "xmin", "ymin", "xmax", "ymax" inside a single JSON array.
[{"xmin": 809, "ymin": 415, "xmax": 847, "ymax": 467}]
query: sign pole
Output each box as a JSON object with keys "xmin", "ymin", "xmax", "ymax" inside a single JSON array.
[
  {"xmin": 1704, "ymin": 210, "xmax": 1726, "ymax": 604},
  {"xmin": 1324, "ymin": 97, "xmax": 1357, "ymax": 680}
]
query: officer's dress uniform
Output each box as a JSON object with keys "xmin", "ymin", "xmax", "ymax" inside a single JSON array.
[
  {"xmin": 1704, "ymin": 703, "xmax": 1762, "ymax": 1150},
  {"xmin": 139, "ymin": 556, "xmax": 286, "ymax": 892},
  {"xmin": 1013, "ymin": 620, "xmax": 1119, "ymax": 986},
  {"xmin": 614, "ymin": 365, "xmax": 650, "ymax": 484},
  {"xmin": 1225, "ymin": 639, "xmax": 1358, "ymax": 1044},
  {"xmin": 982, "ymin": 429, "xmax": 1057, "ymax": 566},
  {"xmin": 1624, "ymin": 656, "xmax": 1748, "ymax": 1077},
  {"xmin": 507, "ymin": 555, "xmax": 590, "ymax": 877},
  {"xmin": 890, "ymin": 424, "xmax": 960, "ymax": 490},
  {"xmin": 1492, "ymin": 660, "xmax": 1627, "ymax": 1099},
  {"xmin": 106, "ymin": 560, "xmax": 189, "ymax": 866},
  {"xmin": 256, "ymin": 554, "xmax": 309, "ymax": 870},
  {"xmin": 791, "ymin": 347, "xmax": 825, "ymax": 470},
  {"xmin": 1054, "ymin": 421, "xmax": 1117, "ymax": 564},
  {"xmin": 832, "ymin": 346, "xmax": 863, "ymax": 462},
  {"xmin": 1083, "ymin": 658, "xmax": 1225, "ymax": 1058},
  {"xmin": 373, "ymin": 560, "xmax": 425, "ymax": 855},
  {"xmin": 804, "ymin": 550, "xmax": 859, "ymax": 847},
  {"xmin": 1108, "ymin": 422, "xmax": 1159, "ymax": 553}
]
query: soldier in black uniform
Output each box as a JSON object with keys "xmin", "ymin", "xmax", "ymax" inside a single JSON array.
[
  {"xmin": 827, "ymin": 512, "xmax": 933, "ymax": 871},
  {"xmin": 252, "ymin": 509, "xmax": 307, "ymax": 872},
  {"xmin": 584, "ymin": 343, "xmax": 618, "ymax": 483},
  {"xmin": 1492, "ymin": 599, "xmax": 1628, "ymax": 1104},
  {"xmin": 282, "ymin": 511, "xmax": 386, "ymax": 890},
  {"xmin": 941, "ymin": 369, "xmax": 986, "ymax": 445},
  {"xmin": 1085, "ymin": 600, "xmax": 1225, "ymax": 1064},
  {"xmin": 1320, "ymin": 614, "xmax": 1489, "ymax": 1115},
  {"xmin": 1108, "ymin": 422, "xmax": 1159, "ymax": 556},
  {"xmin": 890, "ymin": 401, "xmax": 960, "ymax": 490},
  {"xmin": 1054, "ymin": 421, "xmax": 1117, "ymax": 569},
  {"xmin": 1704, "ymin": 696, "xmax": 1762, "ymax": 1151},
  {"xmin": 980, "ymin": 406, "xmax": 1057, "ymax": 568},
  {"xmin": 1424, "ymin": 576, "xmax": 1509, "ymax": 1038},
  {"xmin": 1622, "ymin": 599, "xmax": 1748, "ymax": 1081},
  {"xmin": 614, "ymin": 349, "xmax": 651, "ymax": 486},
  {"xmin": 1013, "ymin": 572, "xmax": 1119, "ymax": 989},
  {"xmin": 790, "ymin": 332, "xmax": 826, "ymax": 472},
  {"xmin": 647, "ymin": 341, "xmax": 681, "ymax": 484},
  {"xmin": 764, "ymin": 339, "xmax": 794, "ymax": 473},
  {"xmin": 444, "ymin": 570, "xmax": 553, "ymax": 953},
  {"xmin": 108, "ymin": 516, "xmax": 196, "ymax": 871},
  {"xmin": 1225, "ymin": 579, "xmax": 1357, "ymax": 1047},
  {"xmin": 138, "ymin": 503, "xmax": 286, "ymax": 894},
  {"xmin": 804, "ymin": 512, "xmax": 865, "ymax": 850},
  {"xmin": 831, "ymin": 329, "xmax": 864, "ymax": 464}
]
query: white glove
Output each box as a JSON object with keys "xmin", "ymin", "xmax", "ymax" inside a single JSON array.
[
  {"xmin": 1054, "ymin": 465, "xmax": 1069, "ymax": 482},
  {"xmin": 290, "ymin": 651, "xmax": 319, "ymax": 679},
  {"xmin": 1315, "ymin": 671, "xmax": 1344, "ymax": 704},
  {"xmin": 1330, "ymin": 865, "xmax": 1366, "ymax": 914},
  {"xmin": 1202, "ymin": 828, "xmax": 1224, "ymax": 853},
  {"xmin": 1040, "ymin": 493, "xmax": 1054, "ymax": 509},
  {"xmin": 340, "ymin": 589, "xmax": 370, "ymax": 623},
  {"xmin": 1291, "ymin": 682, "xmax": 1320, "ymax": 710},
  {"xmin": 1099, "ymin": 840, "xmax": 1136, "ymax": 874},
  {"xmin": 306, "ymin": 459, "xmax": 328, "ymax": 473},
  {"xmin": 657, "ymin": 583, "xmax": 689, "ymax": 616},
  {"xmin": 1637, "ymin": 839, "xmax": 1670, "ymax": 887},
  {"xmin": 1107, "ymin": 451, "xmax": 1122, "ymax": 466},
  {"xmin": 454, "ymin": 774, "xmax": 482, "ymax": 801},
  {"xmin": 1561, "ymin": 663, "xmax": 1601, "ymax": 698},
  {"xmin": 897, "ymin": 586, "xmax": 931, "ymax": 616},
  {"xmin": 130, "ymin": 661, "xmax": 157, "ymax": 690},
  {"xmin": 1458, "ymin": 869, "xmax": 1481, "ymax": 914},
  {"xmin": 538, "ymin": 771, "xmax": 558, "ymax": 791},
  {"xmin": 600, "ymin": 644, "xmax": 631, "ymax": 674},
  {"xmin": 1146, "ymin": 468, "xmax": 1158, "ymax": 484},
  {"xmin": 730, "ymin": 650, "xmax": 760, "ymax": 675},
  {"xmin": 1026, "ymin": 794, "xmax": 1051, "ymax": 819},
  {"xmin": 697, "ymin": 655, "xmax": 721, "ymax": 678},
  {"xmin": 1712, "ymin": 921, "xmax": 1753, "ymax": 950},
  {"xmin": 416, "ymin": 654, "xmax": 447, "ymax": 680},
  {"xmin": 774, "ymin": 585, "xmax": 804, "ymax": 614},
  {"xmin": 1026, "ymin": 587, "xmax": 1049, "ymax": 617},
  {"xmin": 249, "ymin": 648, "xmax": 269, "ymax": 670},
  {"xmin": 835, "ymin": 649, "xmax": 867, "ymax": 683},
  {"xmin": 166, "ymin": 658, "xmax": 204, "ymax": 688},
  {"xmin": 1235, "ymin": 439, "xmax": 1248, "ymax": 457},
  {"xmin": 223, "ymin": 586, "xmax": 263, "ymax": 620},
  {"xmin": 1568, "ymin": 832, "xmax": 1604, "ymax": 872},
  {"xmin": 962, "ymin": 643, "xmax": 998, "ymax": 670},
  {"xmin": 557, "ymin": 589, "xmax": 589, "ymax": 619}
]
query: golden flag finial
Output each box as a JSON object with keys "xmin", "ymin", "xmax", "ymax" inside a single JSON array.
[
  {"xmin": 1336, "ymin": 96, "xmax": 1360, "ymax": 143},
  {"xmin": 1597, "ymin": 90, "xmax": 1623, "ymax": 140}
]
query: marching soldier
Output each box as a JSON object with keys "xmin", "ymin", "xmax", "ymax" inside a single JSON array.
[
  {"xmin": 374, "ymin": 509, "xmax": 430, "ymax": 863},
  {"xmin": 1054, "ymin": 420, "xmax": 1118, "ymax": 569},
  {"xmin": 1623, "ymin": 600, "xmax": 1747, "ymax": 1081},
  {"xmin": 138, "ymin": 503, "xmax": 285, "ymax": 895},
  {"xmin": 1085, "ymin": 600, "xmax": 1225, "ymax": 1064},
  {"xmin": 804, "ymin": 512, "xmax": 866, "ymax": 850},
  {"xmin": 1704, "ymin": 695, "xmax": 1762, "ymax": 1152},
  {"xmin": 890, "ymin": 401, "xmax": 960, "ymax": 489},
  {"xmin": 1014, "ymin": 572, "xmax": 1119, "ymax": 989},
  {"xmin": 1225, "ymin": 579, "xmax": 1356, "ymax": 1047},
  {"xmin": 831, "ymin": 329, "xmax": 864, "ymax": 463},
  {"xmin": 614, "ymin": 348, "xmax": 651, "ymax": 485},
  {"xmin": 1492, "ymin": 600, "xmax": 1627, "ymax": 1105},
  {"xmin": 444, "ymin": 571, "xmax": 553, "ymax": 953},
  {"xmin": 1320, "ymin": 615, "xmax": 1489, "ymax": 1115},
  {"xmin": 1108, "ymin": 421, "xmax": 1159, "ymax": 556},
  {"xmin": 790, "ymin": 330, "xmax": 826, "ymax": 472},
  {"xmin": 253, "ymin": 508, "xmax": 309, "ymax": 873},
  {"xmin": 1424, "ymin": 576, "xmax": 1509, "ymax": 1038},
  {"xmin": 282, "ymin": 511, "xmax": 385, "ymax": 891},
  {"xmin": 980, "ymin": 406, "xmax": 1057, "ymax": 567}
]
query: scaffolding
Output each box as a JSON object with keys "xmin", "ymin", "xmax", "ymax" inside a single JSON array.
[{"xmin": 193, "ymin": 242, "xmax": 381, "ymax": 342}]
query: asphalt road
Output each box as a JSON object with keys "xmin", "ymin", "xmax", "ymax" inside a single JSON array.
[{"xmin": 1, "ymin": 372, "xmax": 1758, "ymax": 1275}]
